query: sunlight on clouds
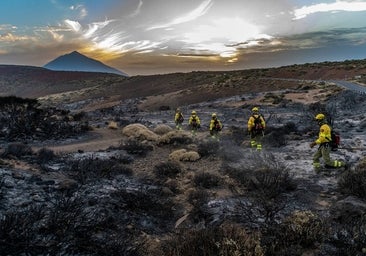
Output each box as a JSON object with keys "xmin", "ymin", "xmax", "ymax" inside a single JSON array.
[
  {"xmin": 293, "ymin": 1, "xmax": 366, "ymax": 20},
  {"xmin": 182, "ymin": 17, "xmax": 270, "ymax": 44},
  {"xmin": 0, "ymin": 33, "xmax": 32, "ymax": 42},
  {"xmin": 65, "ymin": 19, "xmax": 82, "ymax": 32},
  {"xmin": 147, "ymin": 0, "xmax": 213, "ymax": 30},
  {"xmin": 48, "ymin": 30, "xmax": 64, "ymax": 42},
  {"xmin": 84, "ymin": 20, "xmax": 114, "ymax": 38},
  {"xmin": 180, "ymin": 17, "xmax": 272, "ymax": 60}
]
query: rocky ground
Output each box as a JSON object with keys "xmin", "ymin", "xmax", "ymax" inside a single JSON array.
[{"xmin": 1, "ymin": 80, "xmax": 366, "ymax": 255}]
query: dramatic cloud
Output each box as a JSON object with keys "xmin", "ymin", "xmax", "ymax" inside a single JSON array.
[
  {"xmin": 293, "ymin": 1, "xmax": 366, "ymax": 20},
  {"xmin": 1, "ymin": 0, "xmax": 366, "ymax": 75}
]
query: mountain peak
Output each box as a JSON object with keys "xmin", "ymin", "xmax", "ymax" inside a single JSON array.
[{"xmin": 43, "ymin": 51, "xmax": 128, "ymax": 76}]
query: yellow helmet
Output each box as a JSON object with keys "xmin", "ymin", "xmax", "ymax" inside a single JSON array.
[
  {"xmin": 315, "ymin": 113, "xmax": 325, "ymax": 120},
  {"xmin": 252, "ymin": 107, "xmax": 259, "ymax": 112},
  {"xmin": 191, "ymin": 110, "xmax": 196, "ymax": 115},
  {"xmin": 212, "ymin": 113, "xmax": 217, "ymax": 118}
]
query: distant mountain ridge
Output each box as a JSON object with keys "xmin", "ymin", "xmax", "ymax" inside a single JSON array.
[{"xmin": 44, "ymin": 51, "xmax": 128, "ymax": 76}]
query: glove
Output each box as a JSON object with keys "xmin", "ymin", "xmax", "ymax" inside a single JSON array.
[{"xmin": 310, "ymin": 142, "xmax": 317, "ymax": 148}]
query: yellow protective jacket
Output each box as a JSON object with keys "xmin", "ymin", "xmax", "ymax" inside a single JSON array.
[
  {"xmin": 189, "ymin": 115, "xmax": 200, "ymax": 125},
  {"xmin": 315, "ymin": 123, "xmax": 332, "ymax": 145},
  {"xmin": 247, "ymin": 114, "xmax": 265, "ymax": 131},
  {"xmin": 210, "ymin": 118, "xmax": 222, "ymax": 131}
]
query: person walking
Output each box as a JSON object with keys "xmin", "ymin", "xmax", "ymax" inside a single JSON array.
[
  {"xmin": 174, "ymin": 108, "xmax": 184, "ymax": 130},
  {"xmin": 209, "ymin": 113, "xmax": 222, "ymax": 140},
  {"xmin": 310, "ymin": 113, "xmax": 345, "ymax": 171},
  {"xmin": 188, "ymin": 110, "xmax": 201, "ymax": 135},
  {"xmin": 247, "ymin": 107, "xmax": 265, "ymax": 151}
]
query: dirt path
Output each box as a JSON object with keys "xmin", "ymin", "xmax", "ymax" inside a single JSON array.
[{"xmin": 34, "ymin": 127, "xmax": 123, "ymax": 153}]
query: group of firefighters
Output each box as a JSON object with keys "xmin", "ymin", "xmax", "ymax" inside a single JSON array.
[{"xmin": 174, "ymin": 106, "xmax": 345, "ymax": 172}]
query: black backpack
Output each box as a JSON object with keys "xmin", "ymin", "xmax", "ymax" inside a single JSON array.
[
  {"xmin": 177, "ymin": 113, "xmax": 184, "ymax": 123},
  {"xmin": 253, "ymin": 115, "xmax": 264, "ymax": 131},
  {"xmin": 214, "ymin": 120, "xmax": 222, "ymax": 131},
  {"xmin": 191, "ymin": 117, "xmax": 198, "ymax": 127}
]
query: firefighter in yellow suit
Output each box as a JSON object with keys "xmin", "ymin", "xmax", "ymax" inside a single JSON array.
[
  {"xmin": 310, "ymin": 113, "xmax": 344, "ymax": 171},
  {"xmin": 247, "ymin": 107, "xmax": 265, "ymax": 151},
  {"xmin": 209, "ymin": 113, "xmax": 222, "ymax": 140},
  {"xmin": 174, "ymin": 108, "xmax": 184, "ymax": 130}
]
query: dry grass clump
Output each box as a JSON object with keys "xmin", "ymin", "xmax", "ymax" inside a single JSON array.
[
  {"xmin": 158, "ymin": 130, "xmax": 193, "ymax": 145},
  {"xmin": 121, "ymin": 123, "xmax": 159, "ymax": 141},
  {"xmin": 107, "ymin": 120, "xmax": 118, "ymax": 129},
  {"xmin": 169, "ymin": 149, "xmax": 200, "ymax": 162},
  {"xmin": 153, "ymin": 124, "xmax": 173, "ymax": 135},
  {"xmin": 159, "ymin": 223, "xmax": 263, "ymax": 256},
  {"xmin": 119, "ymin": 138, "xmax": 154, "ymax": 156}
]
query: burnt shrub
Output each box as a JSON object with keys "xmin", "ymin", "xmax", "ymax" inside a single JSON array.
[
  {"xmin": 1, "ymin": 142, "xmax": 33, "ymax": 158},
  {"xmin": 193, "ymin": 171, "xmax": 221, "ymax": 189},
  {"xmin": 328, "ymin": 216, "xmax": 366, "ymax": 256},
  {"xmin": 154, "ymin": 161, "xmax": 182, "ymax": 179},
  {"xmin": 225, "ymin": 153, "xmax": 296, "ymax": 225},
  {"xmin": 187, "ymin": 189, "xmax": 211, "ymax": 223},
  {"xmin": 110, "ymin": 187, "xmax": 178, "ymax": 231},
  {"xmin": 120, "ymin": 139, "xmax": 153, "ymax": 156},
  {"xmin": 197, "ymin": 140, "xmax": 220, "ymax": 157},
  {"xmin": 262, "ymin": 210, "xmax": 327, "ymax": 256},
  {"xmin": 0, "ymin": 205, "xmax": 46, "ymax": 255},
  {"xmin": 338, "ymin": 166, "xmax": 366, "ymax": 199},
  {"xmin": 66, "ymin": 157, "xmax": 131, "ymax": 184},
  {"xmin": 43, "ymin": 193, "xmax": 139, "ymax": 256},
  {"xmin": 37, "ymin": 147, "xmax": 56, "ymax": 164},
  {"xmin": 0, "ymin": 96, "xmax": 90, "ymax": 141},
  {"xmin": 160, "ymin": 223, "xmax": 263, "ymax": 256}
]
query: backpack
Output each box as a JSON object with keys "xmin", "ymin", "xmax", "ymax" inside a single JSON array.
[
  {"xmin": 214, "ymin": 120, "xmax": 222, "ymax": 131},
  {"xmin": 191, "ymin": 117, "xmax": 198, "ymax": 127},
  {"xmin": 330, "ymin": 130, "xmax": 340, "ymax": 151},
  {"xmin": 253, "ymin": 115, "xmax": 264, "ymax": 131},
  {"xmin": 177, "ymin": 113, "xmax": 184, "ymax": 123}
]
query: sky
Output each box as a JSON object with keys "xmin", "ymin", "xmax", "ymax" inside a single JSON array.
[{"xmin": 1, "ymin": 0, "xmax": 366, "ymax": 76}]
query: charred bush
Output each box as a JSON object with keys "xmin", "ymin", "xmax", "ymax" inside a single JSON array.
[
  {"xmin": 187, "ymin": 189, "xmax": 211, "ymax": 223},
  {"xmin": 226, "ymin": 153, "xmax": 296, "ymax": 225},
  {"xmin": 193, "ymin": 171, "xmax": 221, "ymax": 189},
  {"xmin": 154, "ymin": 161, "xmax": 182, "ymax": 179},
  {"xmin": 66, "ymin": 157, "xmax": 129, "ymax": 184},
  {"xmin": 1, "ymin": 142, "xmax": 33, "ymax": 158},
  {"xmin": 0, "ymin": 205, "xmax": 46, "ymax": 255},
  {"xmin": 160, "ymin": 223, "xmax": 263, "ymax": 256},
  {"xmin": 36, "ymin": 147, "xmax": 56, "ymax": 164},
  {"xmin": 120, "ymin": 139, "xmax": 153, "ymax": 156},
  {"xmin": 338, "ymin": 167, "xmax": 366, "ymax": 199},
  {"xmin": 328, "ymin": 216, "xmax": 366, "ymax": 256},
  {"xmin": 197, "ymin": 140, "xmax": 220, "ymax": 157},
  {"xmin": 262, "ymin": 210, "xmax": 327, "ymax": 255},
  {"xmin": 111, "ymin": 187, "xmax": 178, "ymax": 230},
  {"xmin": 0, "ymin": 96, "xmax": 90, "ymax": 142}
]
